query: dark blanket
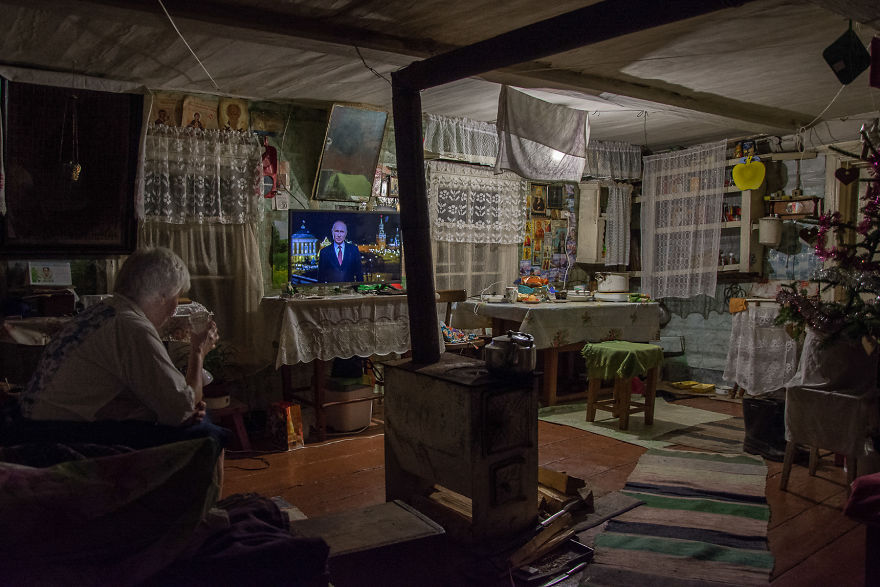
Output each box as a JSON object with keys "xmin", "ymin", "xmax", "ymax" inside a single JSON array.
[{"xmin": 0, "ymin": 440, "xmax": 329, "ymax": 587}]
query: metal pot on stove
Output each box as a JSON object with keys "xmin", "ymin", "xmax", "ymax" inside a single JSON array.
[{"xmin": 483, "ymin": 330, "xmax": 537, "ymax": 375}]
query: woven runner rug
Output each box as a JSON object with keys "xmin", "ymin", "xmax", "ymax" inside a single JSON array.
[
  {"xmin": 585, "ymin": 448, "xmax": 773, "ymax": 586},
  {"xmin": 656, "ymin": 416, "xmax": 746, "ymax": 455}
]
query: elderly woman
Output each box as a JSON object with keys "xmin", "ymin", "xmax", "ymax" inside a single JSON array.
[{"xmin": 16, "ymin": 247, "xmax": 229, "ymax": 449}]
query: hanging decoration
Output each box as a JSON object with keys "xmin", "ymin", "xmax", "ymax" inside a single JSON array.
[
  {"xmin": 731, "ymin": 155, "xmax": 765, "ymax": 190},
  {"xmin": 60, "ymin": 94, "xmax": 81, "ymax": 183}
]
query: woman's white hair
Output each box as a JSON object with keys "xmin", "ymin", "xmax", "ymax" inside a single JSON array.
[{"xmin": 114, "ymin": 247, "xmax": 190, "ymax": 304}]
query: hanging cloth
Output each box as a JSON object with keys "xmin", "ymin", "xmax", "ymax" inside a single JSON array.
[
  {"xmin": 604, "ymin": 181, "xmax": 632, "ymax": 266},
  {"xmin": 494, "ymin": 86, "xmax": 589, "ymax": 182}
]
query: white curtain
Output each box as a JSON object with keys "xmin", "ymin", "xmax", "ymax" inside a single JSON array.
[
  {"xmin": 604, "ymin": 181, "xmax": 632, "ymax": 266},
  {"xmin": 141, "ymin": 125, "xmax": 264, "ymax": 363},
  {"xmin": 422, "ymin": 113, "xmax": 498, "ymax": 166},
  {"xmin": 584, "ymin": 141, "xmax": 642, "ymax": 180},
  {"xmin": 641, "ymin": 140, "xmax": 726, "ymax": 299},
  {"xmin": 495, "ymin": 86, "xmax": 589, "ymax": 182},
  {"xmin": 426, "ymin": 160, "xmax": 526, "ymax": 296},
  {"xmin": 426, "ymin": 160, "xmax": 528, "ymax": 245}
]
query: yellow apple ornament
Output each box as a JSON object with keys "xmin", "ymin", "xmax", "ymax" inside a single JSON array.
[{"xmin": 732, "ymin": 156, "xmax": 765, "ymax": 190}]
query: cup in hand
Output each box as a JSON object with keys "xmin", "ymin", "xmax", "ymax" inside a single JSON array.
[{"xmin": 189, "ymin": 311, "xmax": 213, "ymax": 335}]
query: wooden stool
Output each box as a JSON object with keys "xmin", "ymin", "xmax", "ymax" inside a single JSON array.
[
  {"xmin": 582, "ymin": 341, "xmax": 663, "ymax": 430},
  {"xmin": 210, "ymin": 399, "xmax": 251, "ymax": 451}
]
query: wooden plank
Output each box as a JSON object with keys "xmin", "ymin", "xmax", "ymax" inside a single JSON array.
[
  {"xmin": 538, "ymin": 466, "xmax": 587, "ymax": 496},
  {"xmin": 288, "ymin": 500, "xmax": 444, "ymax": 558},
  {"xmin": 508, "ymin": 512, "xmax": 572, "ymax": 569}
]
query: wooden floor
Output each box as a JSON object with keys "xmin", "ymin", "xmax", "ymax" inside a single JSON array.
[{"xmin": 222, "ymin": 395, "xmax": 866, "ymax": 586}]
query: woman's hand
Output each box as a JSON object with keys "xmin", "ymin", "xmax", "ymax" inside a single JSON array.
[
  {"xmin": 190, "ymin": 320, "xmax": 219, "ymax": 359},
  {"xmin": 184, "ymin": 400, "xmax": 207, "ymax": 426}
]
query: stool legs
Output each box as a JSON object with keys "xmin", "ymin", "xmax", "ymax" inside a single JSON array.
[
  {"xmin": 780, "ymin": 441, "xmax": 796, "ymax": 491},
  {"xmin": 644, "ymin": 366, "xmax": 659, "ymax": 425},
  {"xmin": 586, "ymin": 376, "xmax": 600, "ymax": 422},
  {"xmin": 616, "ymin": 377, "xmax": 631, "ymax": 430}
]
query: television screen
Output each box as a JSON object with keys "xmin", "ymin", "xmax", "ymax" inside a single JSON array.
[{"xmin": 288, "ymin": 210, "xmax": 402, "ymax": 285}]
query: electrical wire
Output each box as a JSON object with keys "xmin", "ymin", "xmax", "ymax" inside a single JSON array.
[
  {"xmin": 354, "ymin": 46, "xmax": 392, "ymax": 85},
  {"xmin": 157, "ymin": 0, "xmax": 220, "ymax": 91}
]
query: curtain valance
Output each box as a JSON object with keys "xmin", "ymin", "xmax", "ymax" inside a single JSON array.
[
  {"xmin": 427, "ymin": 160, "xmax": 528, "ymax": 245},
  {"xmin": 143, "ymin": 125, "xmax": 262, "ymax": 224}
]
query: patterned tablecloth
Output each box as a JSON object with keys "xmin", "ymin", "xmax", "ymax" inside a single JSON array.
[
  {"xmin": 454, "ymin": 300, "xmax": 661, "ymax": 349},
  {"xmin": 722, "ymin": 301, "xmax": 799, "ymax": 396},
  {"xmin": 257, "ymin": 295, "xmax": 418, "ymax": 368}
]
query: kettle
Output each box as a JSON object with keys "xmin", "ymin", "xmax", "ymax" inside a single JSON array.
[{"xmin": 483, "ymin": 330, "xmax": 537, "ymax": 375}]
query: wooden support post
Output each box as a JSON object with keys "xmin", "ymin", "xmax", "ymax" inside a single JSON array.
[{"xmin": 391, "ymin": 77, "xmax": 440, "ymax": 365}]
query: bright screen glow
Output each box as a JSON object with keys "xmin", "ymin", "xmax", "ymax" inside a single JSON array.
[{"xmin": 288, "ymin": 210, "xmax": 402, "ymax": 285}]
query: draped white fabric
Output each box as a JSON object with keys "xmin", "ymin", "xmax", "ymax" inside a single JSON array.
[
  {"xmin": 426, "ymin": 160, "xmax": 528, "ymax": 245},
  {"xmin": 604, "ymin": 181, "xmax": 632, "ymax": 266},
  {"xmin": 422, "ymin": 113, "xmax": 498, "ymax": 166},
  {"xmin": 141, "ymin": 125, "xmax": 265, "ymax": 364},
  {"xmin": 584, "ymin": 141, "xmax": 642, "ymax": 180},
  {"xmin": 723, "ymin": 303, "xmax": 799, "ymax": 396},
  {"xmin": 494, "ymin": 86, "xmax": 589, "ymax": 182},
  {"xmin": 432, "ymin": 241, "xmax": 520, "ymax": 297},
  {"xmin": 641, "ymin": 140, "xmax": 726, "ymax": 299},
  {"xmin": 143, "ymin": 125, "xmax": 263, "ymax": 224}
]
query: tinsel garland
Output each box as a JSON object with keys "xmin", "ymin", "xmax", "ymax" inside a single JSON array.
[{"xmin": 776, "ymin": 127, "xmax": 880, "ymax": 344}]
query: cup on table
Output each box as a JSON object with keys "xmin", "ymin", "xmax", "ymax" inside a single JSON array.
[{"xmin": 505, "ymin": 286, "xmax": 519, "ymax": 303}]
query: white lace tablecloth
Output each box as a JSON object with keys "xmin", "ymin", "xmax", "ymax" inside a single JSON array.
[
  {"xmin": 258, "ymin": 295, "xmax": 414, "ymax": 368},
  {"xmin": 453, "ymin": 300, "xmax": 660, "ymax": 349},
  {"xmin": 723, "ymin": 301, "xmax": 799, "ymax": 396}
]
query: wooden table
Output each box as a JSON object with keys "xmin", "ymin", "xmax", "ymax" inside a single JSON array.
[
  {"xmin": 256, "ymin": 294, "xmax": 422, "ymax": 440},
  {"xmin": 454, "ymin": 299, "xmax": 660, "ymax": 405}
]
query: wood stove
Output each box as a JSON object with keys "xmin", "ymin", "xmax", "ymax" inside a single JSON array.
[{"xmin": 383, "ymin": 352, "xmax": 537, "ymax": 541}]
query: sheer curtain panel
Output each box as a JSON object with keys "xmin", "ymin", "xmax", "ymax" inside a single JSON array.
[
  {"xmin": 426, "ymin": 160, "xmax": 527, "ymax": 296},
  {"xmin": 604, "ymin": 181, "xmax": 633, "ymax": 266},
  {"xmin": 422, "ymin": 113, "xmax": 498, "ymax": 166},
  {"xmin": 584, "ymin": 141, "xmax": 642, "ymax": 180},
  {"xmin": 142, "ymin": 125, "xmax": 264, "ymax": 362},
  {"xmin": 640, "ymin": 140, "xmax": 726, "ymax": 299}
]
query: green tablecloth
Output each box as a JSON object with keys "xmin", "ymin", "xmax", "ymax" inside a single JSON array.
[{"xmin": 582, "ymin": 340, "xmax": 663, "ymax": 380}]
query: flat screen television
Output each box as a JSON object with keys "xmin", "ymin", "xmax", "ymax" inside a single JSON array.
[{"xmin": 288, "ymin": 210, "xmax": 402, "ymax": 286}]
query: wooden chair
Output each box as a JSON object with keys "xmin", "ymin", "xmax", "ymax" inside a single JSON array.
[{"xmin": 436, "ymin": 289, "xmax": 488, "ymax": 354}]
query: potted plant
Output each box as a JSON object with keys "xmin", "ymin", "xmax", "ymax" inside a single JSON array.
[{"xmin": 202, "ymin": 342, "xmax": 239, "ymax": 409}]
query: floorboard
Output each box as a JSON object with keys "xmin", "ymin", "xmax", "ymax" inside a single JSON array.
[{"xmin": 223, "ymin": 393, "xmax": 868, "ymax": 586}]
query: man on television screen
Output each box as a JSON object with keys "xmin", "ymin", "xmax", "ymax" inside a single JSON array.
[{"xmin": 317, "ymin": 220, "xmax": 364, "ymax": 283}]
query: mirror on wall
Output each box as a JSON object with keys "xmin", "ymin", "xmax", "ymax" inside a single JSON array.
[{"xmin": 312, "ymin": 104, "xmax": 388, "ymax": 203}]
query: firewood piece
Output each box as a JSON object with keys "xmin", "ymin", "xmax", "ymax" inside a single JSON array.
[
  {"xmin": 508, "ymin": 512, "xmax": 572, "ymax": 569},
  {"xmin": 538, "ymin": 466, "xmax": 587, "ymax": 496}
]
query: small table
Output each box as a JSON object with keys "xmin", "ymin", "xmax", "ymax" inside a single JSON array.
[
  {"xmin": 454, "ymin": 299, "xmax": 660, "ymax": 405},
  {"xmin": 722, "ymin": 299, "xmax": 799, "ymax": 396},
  {"xmin": 256, "ymin": 295, "xmax": 420, "ymax": 440}
]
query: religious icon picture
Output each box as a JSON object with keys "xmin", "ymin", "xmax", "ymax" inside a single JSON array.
[
  {"xmin": 548, "ymin": 184, "xmax": 565, "ymax": 209},
  {"xmin": 530, "ymin": 183, "xmax": 548, "ymax": 216}
]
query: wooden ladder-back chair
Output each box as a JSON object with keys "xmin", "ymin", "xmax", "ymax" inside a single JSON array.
[{"xmin": 436, "ymin": 289, "xmax": 489, "ymax": 354}]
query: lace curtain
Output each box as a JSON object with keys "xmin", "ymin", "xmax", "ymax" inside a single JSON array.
[
  {"xmin": 142, "ymin": 125, "xmax": 263, "ymax": 223},
  {"xmin": 604, "ymin": 181, "xmax": 632, "ymax": 266},
  {"xmin": 584, "ymin": 141, "xmax": 642, "ymax": 180},
  {"xmin": 141, "ymin": 125, "xmax": 265, "ymax": 363},
  {"xmin": 422, "ymin": 113, "xmax": 498, "ymax": 166},
  {"xmin": 426, "ymin": 160, "xmax": 528, "ymax": 245},
  {"xmin": 641, "ymin": 140, "xmax": 726, "ymax": 299}
]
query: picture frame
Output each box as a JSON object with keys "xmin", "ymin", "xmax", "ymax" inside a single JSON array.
[
  {"xmin": 548, "ymin": 184, "xmax": 565, "ymax": 209},
  {"xmin": 530, "ymin": 183, "xmax": 548, "ymax": 216},
  {"xmin": 1, "ymin": 79, "xmax": 141, "ymax": 256},
  {"xmin": 313, "ymin": 104, "xmax": 388, "ymax": 202}
]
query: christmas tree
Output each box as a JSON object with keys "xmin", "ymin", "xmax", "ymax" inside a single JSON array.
[{"xmin": 775, "ymin": 121, "xmax": 880, "ymax": 345}]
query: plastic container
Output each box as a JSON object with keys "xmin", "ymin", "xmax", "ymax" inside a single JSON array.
[{"xmin": 325, "ymin": 386, "xmax": 374, "ymax": 432}]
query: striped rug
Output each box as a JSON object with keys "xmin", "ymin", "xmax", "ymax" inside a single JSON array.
[
  {"xmin": 585, "ymin": 449, "xmax": 773, "ymax": 586},
  {"xmin": 656, "ymin": 416, "xmax": 746, "ymax": 454}
]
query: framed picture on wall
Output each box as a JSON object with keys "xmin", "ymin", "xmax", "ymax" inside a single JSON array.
[
  {"xmin": 530, "ymin": 183, "xmax": 548, "ymax": 216},
  {"xmin": 548, "ymin": 184, "xmax": 565, "ymax": 209}
]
